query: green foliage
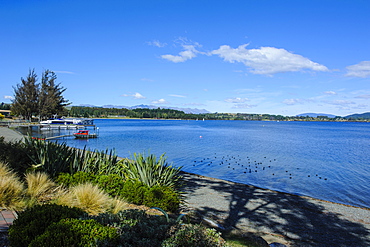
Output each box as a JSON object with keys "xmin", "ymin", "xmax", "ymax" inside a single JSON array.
[
  {"xmin": 24, "ymin": 137, "xmax": 119, "ymax": 178},
  {"xmin": 143, "ymin": 186, "xmax": 180, "ymax": 212},
  {"xmin": 120, "ymin": 152, "xmax": 182, "ymax": 188},
  {"xmin": 56, "ymin": 171, "xmax": 125, "ymax": 198},
  {"xmin": 0, "ymin": 136, "xmax": 32, "ymax": 176},
  {"xmin": 29, "ymin": 218, "xmax": 118, "ymax": 247},
  {"xmin": 121, "ymin": 180, "xmax": 148, "ymax": 205},
  {"xmin": 11, "ymin": 69, "xmax": 39, "ymax": 121},
  {"xmin": 95, "ymin": 209, "xmax": 175, "ymax": 247},
  {"xmin": 25, "ymin": 137, "xmax": 76, "ymax": 177},
  {"xmin": 56, "ymin": 171, "xmax": 95, "ymax": 186},
  {"xmin": 8, "ymin": 204, "xmax": 85, "ymax": 247},
  {"xmin": 94, "ymin": 173, "xmax": 126, "ymax": 198},
  {"xmin": 162, "ymin": 224, "xmax": 227, "ymax": 247}
]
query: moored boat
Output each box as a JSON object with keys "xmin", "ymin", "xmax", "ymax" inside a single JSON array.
[{"xmin": 73, "ymin": 130, "xmax": 98, "ymax": 139}]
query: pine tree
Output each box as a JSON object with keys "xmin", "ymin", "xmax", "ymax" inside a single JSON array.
[
  {"xmin": 12, "ymin": 69, "xmax": 70, "ymax": 121},
  {"xmin": 11, "ymin": 69, "xmax": 39, "ymax": 121},
  {"xmin": 38, "ymin": 70, "xmax": 70, "ymax": 120}
]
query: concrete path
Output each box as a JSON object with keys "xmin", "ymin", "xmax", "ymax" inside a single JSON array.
[{"xmin": 0, "ymin": 127, "xmax": 24, "ymax": 142}]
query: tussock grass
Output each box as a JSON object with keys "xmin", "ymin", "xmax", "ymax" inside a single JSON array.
[
  {"xmin": 57, "ymin": 183, "xmax": 113, "ymax": 215},
  {"xmin": 0, "ymin": 162, "xmax": 24, "ymax": 210},
  {"xmin": 0, "ymin": 162, "xmax": 13, "ymax": 177},
  {"xmin": 111, "ymin": 197, "xmax": 129, "ymax": 214},
  {"xmin": 25, "ymin": 172, "xmax": 63, "ymax": 206}
]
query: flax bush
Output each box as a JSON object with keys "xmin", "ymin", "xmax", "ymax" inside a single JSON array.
[{"xmin": 119, "ymin": 152, "xmax": 183, "ymax": 188}]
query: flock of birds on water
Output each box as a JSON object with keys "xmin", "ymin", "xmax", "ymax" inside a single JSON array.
[{"xmin": 190, "ymin": 153, "xmax": 328, "ymax": 181}]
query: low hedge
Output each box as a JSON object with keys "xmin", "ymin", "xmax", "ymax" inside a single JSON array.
[
  {"xmin": 8, "ymin": 204, "xmax": 85, "ymax": 247},
  {"xmin": 29, "ymin": 218, "xmax": 119, "ymax": 247}
]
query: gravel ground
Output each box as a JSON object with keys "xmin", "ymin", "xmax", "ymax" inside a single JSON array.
[{"xmin": 180, "ymin": 172, "xmax": 370, "ymax": 246}]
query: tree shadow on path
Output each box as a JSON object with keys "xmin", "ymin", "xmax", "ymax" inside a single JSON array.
[{"xmin": 181, "ymin": 173, "xmax": 370, "ymax": 246}]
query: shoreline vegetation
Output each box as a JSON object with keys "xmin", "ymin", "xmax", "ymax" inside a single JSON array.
[
  {"xmin": 67, "ymin": 106, "xmax": 370, "ymax": 122},
  {"xmin": 1, "ymin": 127, "xmax": 370, "ymax": 246},
  {"xmin": 2, "ymin": 103, "xmax": 370, "ymax": 122}
]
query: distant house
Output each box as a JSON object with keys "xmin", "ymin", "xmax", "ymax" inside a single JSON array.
[{"xmin": 0, "ymin": 110, "xmax": 11, "ymax": 116}]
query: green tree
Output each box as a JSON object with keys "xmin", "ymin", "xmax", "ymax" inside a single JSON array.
[
  {"xmin": 38, "ymin": 70, "xmax": 70, "ymax": 120},
  {"xmin": 11, "ymin": 69, "xmax": 39, "ymax": 121},
  {"xmin": 12, "ymin": 69, "xmax": 70, "ymax": 121}
]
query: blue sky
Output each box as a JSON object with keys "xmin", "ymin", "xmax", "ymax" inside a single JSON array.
[{"xmin": 1, "ymin": 0, "xmax": 370, "ymax": 116}]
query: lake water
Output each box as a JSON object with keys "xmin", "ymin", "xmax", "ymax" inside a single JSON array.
[{"xmin": 28, "ymin": 119, "xmax": 370, "ymax": 208}]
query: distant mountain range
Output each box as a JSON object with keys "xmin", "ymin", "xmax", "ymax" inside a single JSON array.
[
  {"xmin": 297, "ymin": 112, "xmax": 370, "ymax": 119},
  {"xmin": 78, "ymin": 104, "xmax": 210, "ymax": 114}
]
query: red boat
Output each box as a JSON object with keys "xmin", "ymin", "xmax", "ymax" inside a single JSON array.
[{"xmin": 73, "ymin": 130, "xmax": 98, "ymax": 139}]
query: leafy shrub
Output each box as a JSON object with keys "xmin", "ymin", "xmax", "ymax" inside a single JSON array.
[
  {"xmin": 56, "ymin": 171, "xmax": 95, "ymax": 186},
  {"xmin": 29, "ymin": 218, "xmax": 118, "ymax": 247},
  {"xmin": 93, "ymin": 209, "xmax": 175, "ymax": 247},
  {"xmin": 56, "ymin": 171, "xmax": 125, "ymax": 198},
  {"xmin": 94, "ymin": 173, "xmax": 126, "ymax": 198},
  {"xmin": 8, "ymin": 204, "xmax": 85, "ymax": 247},
  {"xmin": 121, "ymin": 180, "xmax": 149, "ymax": 205},
  {"xmin": 162, "ymin": 224, "xmax": 227, "ymax": 247},
  {"xmin": 143, "ymin": 185, "xmax": 180, "ymax": 212}
]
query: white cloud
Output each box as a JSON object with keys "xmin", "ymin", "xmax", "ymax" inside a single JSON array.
[
  {"xmin": 225, "ymin": 97, "xmax": 249, "ymax": 103},
  {"xmin": 169, "ymin": 94, "xmax": 186, "ymax": 98},
  {"xmin": 211, "ymin": 44, "xmax": 329, "ymax": 75},
  {"xmin": 326, "ymin": 100, "xmax": 356, "ymax": 106},
  {"xmin": 152, "ymin": 99, "xmax": 169, "ymax": 104},
  {"xmin": 147, "ymin": 40, "xmax": 167, "ymax": 48},
  {"xmin": 355, "ymin": 94, "xmax": 370, "ymax": 99},
  {"xmin": 4, "ymin": 95, "xmax": 14, "ymax": 100},
  {"xmin": 161, "ymin": 44, "xmax": 199, "ymax": 63},
  {"xmin": 232, "ymin": 103, "xmax": 257, "ymax": 109},
  {"xmin": 282, "ymin": 98, "xmax": 307, "ymax": 105},
  {"xmin": 121, "ymin": 92, "xmax": 146, "ymax": 99},
  {"xmin": 324, "ymin": 91, "xmax": 337, "ymax": 95},
  {"xmin": 345, "ymin": 61, "xmax": 370, "ymax": 78}
]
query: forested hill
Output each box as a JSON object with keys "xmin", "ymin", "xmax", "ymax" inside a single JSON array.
[
  {"xmin": 345, "ymin": 112, "xmax": 370, "ymax": 120},
  {"xmin": 67, "ymin": 106, "xmax": 370, "ymax": 122}
]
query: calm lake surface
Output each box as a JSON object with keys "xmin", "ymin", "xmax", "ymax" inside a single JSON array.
[{"xmin": 29, "ymin": 119, "xmax": 370, "ymax": 208}]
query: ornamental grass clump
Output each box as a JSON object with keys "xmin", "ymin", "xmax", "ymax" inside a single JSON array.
[
  {"xmin": 0, "ymin": 164, "xmax": 24, "ymax": 210},
  {"xmin": 25, "ymin": 172, "xmax": 63, "ymax": 207},
  {"xmin": 57, "ymin": 183, "xmax": 119, "ymax": 215}
]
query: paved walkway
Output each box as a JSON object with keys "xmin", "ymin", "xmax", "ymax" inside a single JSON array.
[{"xmin": 0, "ymin": 210, "xmax": 16, "ymax": 232}]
